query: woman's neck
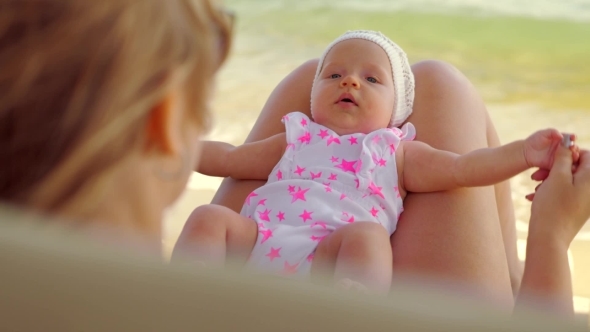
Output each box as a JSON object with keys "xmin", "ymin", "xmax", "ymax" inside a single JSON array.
[{"xmin": 57, "ymin": 160, "xmax": 168, "ymax": 258}]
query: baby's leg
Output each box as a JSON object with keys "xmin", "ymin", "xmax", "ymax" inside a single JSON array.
[
  {"xmin": 311, "ymin": 222, "xmax": 392, "ymax": 293},
  {"xmin": 172, "ymin": 204, "xmax": 258, "ymax": 267}
]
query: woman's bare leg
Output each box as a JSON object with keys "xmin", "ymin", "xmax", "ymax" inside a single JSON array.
[
  {"xmin": 210, "ymin": 59, "xmax": 317, "ymax": 211},
  {"xmin": 210, "ymin": 58, "xmax": 515, "ymax": 307},
  {"xmin": 392, "ymin": 60, "xmax": 512, "ymax": 306},
  {"xmin": 485, "ymin": 111, "xmax": 523, "ymax": 296}
]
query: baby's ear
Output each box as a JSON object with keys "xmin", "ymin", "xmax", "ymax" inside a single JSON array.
[{"xmin": 144, "ymin": 92, "xmax": 182, "ymax": 156}]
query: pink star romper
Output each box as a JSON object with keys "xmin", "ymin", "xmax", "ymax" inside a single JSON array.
[{"xmin": 241, "ymin": 112, "xmax": 416, "ymax": 278}]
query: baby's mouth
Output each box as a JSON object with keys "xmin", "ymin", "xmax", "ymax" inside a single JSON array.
[{"xmin": 336, "ymin": 93, "xmax": 357, "ymax": 106}]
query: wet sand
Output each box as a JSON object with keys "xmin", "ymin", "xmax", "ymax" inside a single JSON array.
[{"xmin": 163, "ymin": 33, "xmax": 590, "ymax": 316}]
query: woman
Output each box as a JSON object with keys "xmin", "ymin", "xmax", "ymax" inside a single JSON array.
[
  {"xmin": 0, "ymin": 0, "xmax": 585, "ymax": 318},
  {"xmin": 0, "ymin": 0, "xmax": 233, "ymax": 247}
]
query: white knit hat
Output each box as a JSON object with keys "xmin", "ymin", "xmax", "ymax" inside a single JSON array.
[{"xmin": 313, "ymin": 30, "xmax": 415, "ymax": 128}]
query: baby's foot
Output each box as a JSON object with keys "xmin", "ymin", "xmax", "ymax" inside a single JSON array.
[{"xmin": 335, "ymin": 278, "xmax": 369, "ymax": 293}]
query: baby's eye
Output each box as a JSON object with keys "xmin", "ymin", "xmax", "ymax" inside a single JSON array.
[
  {"xmin": 366, "ymin": 77, "xmax": 377, "ymax": 83},
  {"xmin": 330, "ymin": 74, "xmax": 341, "ymax": 79}
]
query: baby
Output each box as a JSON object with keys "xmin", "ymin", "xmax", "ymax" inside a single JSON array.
[{"xmin": 186, "ymin": 30, "xmax": 578, "ymax": 293}]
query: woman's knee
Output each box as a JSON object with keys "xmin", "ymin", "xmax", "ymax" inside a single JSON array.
[
  {"xmin": 409, "ymin": 59, "xmax": 490, "ymax": 152},
  {"xmin": 411, "ymin": 60, "xmax": 471, "ymax": 93}
]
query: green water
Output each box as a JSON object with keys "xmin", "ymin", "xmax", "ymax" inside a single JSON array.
[{"xmin": 230, "ymin": 3, "xmax": 590, "ymax": 110}]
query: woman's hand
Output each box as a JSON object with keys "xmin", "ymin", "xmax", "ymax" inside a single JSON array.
[
  {"xmin": 527, "ymin": 145, "xmax": 590, "ymax": 247},
  {"xmin": 525, "ymin": 137, "xmax": 579, "ymax": 202}
]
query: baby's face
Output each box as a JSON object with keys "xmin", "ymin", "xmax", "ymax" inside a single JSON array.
[{"xmin": 311, "ymin": 39, "xmax": 395, "ymax": 135}]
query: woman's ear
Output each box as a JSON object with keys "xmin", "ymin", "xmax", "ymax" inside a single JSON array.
[{"xmin": 145, "ymin": 92, "xmax": 182, "ymax": 155}]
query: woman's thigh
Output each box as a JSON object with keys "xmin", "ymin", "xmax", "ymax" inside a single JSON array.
[
  {"xmin": 210, "ymin": 58, "xmax": 513, "ymax": 306},
  {"xmin": 393, "ymin": 60, "xmax": 512, "ymax": 306}
]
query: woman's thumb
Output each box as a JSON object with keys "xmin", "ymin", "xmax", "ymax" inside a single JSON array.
[{"xmin": 549, "ymin": 144, "xmax": 574, "ymax": 181}]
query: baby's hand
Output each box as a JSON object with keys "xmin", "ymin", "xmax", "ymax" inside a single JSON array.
[{"xmin": 523, "ymin": 129, "xmax": 576, "ymax": 169}]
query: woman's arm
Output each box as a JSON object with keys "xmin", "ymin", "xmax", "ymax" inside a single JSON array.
[
  {"xmin": 197, "ymin": 133, "xmax": 286, "ymax": 180},
  {"xmin": 514, "ymin": 146, "xmax": 590, "ymax": 318}
]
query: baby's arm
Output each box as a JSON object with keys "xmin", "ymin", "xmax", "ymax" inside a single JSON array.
[
  {"xmin": 197, "ymin": 133, "xmax": 287, "ymax": 180},
  {"xmin": 399, "ymin": 129, "xmax": 568, "ymax": 193}
]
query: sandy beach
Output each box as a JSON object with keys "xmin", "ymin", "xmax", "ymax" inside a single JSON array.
[{"xmin": 162, "ymin": 21, "xmax": 590, "ymax": 317}]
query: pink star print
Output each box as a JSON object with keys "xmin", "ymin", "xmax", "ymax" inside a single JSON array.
[
  {"xmin": 307, "ymin": 253, "xmax": 315, "ymax": 263},
  {"xmin": 368, "ymin": 182, "xmax": 385, "ymax": 199},
  {"xmin": 341, "ymin": 212, "xmax": 355, "ymax": 223},
  {"xmin": 294, "ymin": 165, "xmax": 306, "ymax": 176},
  {"xmin": 276, "ymin": 170, "xmax": 283, "ymax": 180},
  {"xmin": 298, "ymin": 131, "xmax": 311, "ymax": 144},
  {"xmin": 311, "ymin": 221, "xmax": 327, "ymax": 229},
  {"xmin": 266, "ymin": 247, "xmax": 281, "ymax": 262},
  {"xmin": 330, "ymin": 156, "xmax": 339, "ymax": 163},
  {"xmin": 340, "ymin": 193, "xmax": 347, "ymax": 200},
  {"xmin": 370, "ymin": 207, "xmax": 379, "ymax": 217},
  {"xmin": 323, "ymin": 182, "xmax": 332, "ymax": 193},
  {"xmin": 348, "ymin": 136, "xmax": 358, "ymax": 145},
  {"xmin": 310, "ymin": 171, "xmax": 322, "ymax": 180},
  {"xmin": 257, "ymin": 208, "xmax": 271, "ymax": 222},
  {"xmin": 328, "ymin": 173, "xmax": 338, "ymax": 180},
  {"xmin": 276, "ymin": 211, "xmax": 285, "ymax": 222},
  {"xmin": 282, "ymin": 115, "xmax": 289, "ymax": 121},
  {"xmin": 327, "ymin": 135, "xmax": 341, "ymax": 146},
  {"xmin": 299, "ymin": 209, "xmax": 313, "ymax": 222},
  {"xmin": 283, "ymin": 261, "xmax": 299, "ymax": 275},
  {"xmin": 245, "ymin": 192, "xmax": 258, "ymax": 206},
  {"xmin": 259, "ymin": 228, "xmax": 273, "ymax": 244},
  {"xmin": 311, "ymin": 235, "xmax": 326, "ymax": 242},
  {"xmin": 372, "ymin": 153, "xmax": 387, "ymax": 167},
  {"xmin": 371, "ymin": 135, "xmax": 382, "ymax": 144},
  {"xmin": 335, "ymin": 159, "xmax": 357, "ymax": 173},
  {"xmin": 287, "ymin": 143, "xmax": 296, "ymax": 150},
  {"xmin": 290, "ymin": 186, "xmax": 310, "ymax": 203},
  {"xmin": 301, "ymin": 118, "xmax": 308, "ymax": 126},
  {"xmin": 389, "ymin": 143, "xmax": 396, "ymax": 155},
  {"xmin": 318, "ymin": 129, "xmax": 329, "ymax": 139},
  {"xmin": 287, "ymin": 185, "xmax": 296, "ymax": 193},
  {"xmin": 354, "ymin": 159, "xmax": 363, "ymax": 174},
  {"xmin": 257, "ymin": 199, "xmax": 267, "ymax": 206},
  {"xmin": 394, "ymin": 186, "xmax": 400, "ymax": 198}
]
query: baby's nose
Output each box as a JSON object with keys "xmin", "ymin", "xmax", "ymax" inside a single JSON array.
[{"xmin": 340, "ymin": 75, "xmax": 360, "ymax": 88}]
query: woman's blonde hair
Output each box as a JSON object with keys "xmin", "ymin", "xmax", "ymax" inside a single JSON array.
[{"xmin": 0, "ymin": 0, "xmax": 232, "ymax": 212}]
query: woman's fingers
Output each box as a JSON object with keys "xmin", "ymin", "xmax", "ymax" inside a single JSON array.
[
  {"xmin": 525, "ymin": 193, "xmax": 535, "ymax": 202},
  {"xmin": 531, "ymin": 169, "xmax": 549, "ymax": 181}
]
